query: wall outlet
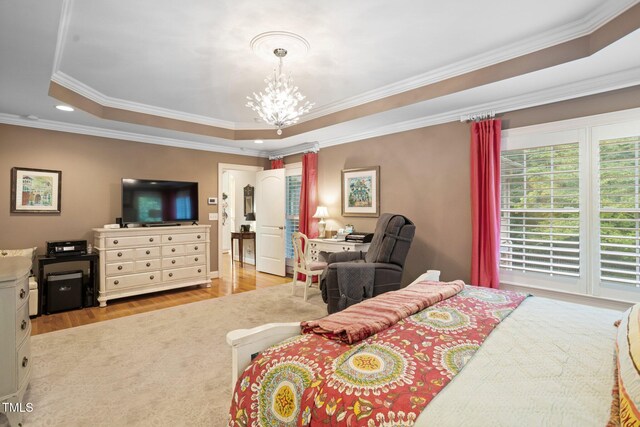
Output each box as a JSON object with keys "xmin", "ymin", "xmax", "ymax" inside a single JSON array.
[{"xmin": 208, "ymin": 213, "xmax": 218, "ymax": 221}]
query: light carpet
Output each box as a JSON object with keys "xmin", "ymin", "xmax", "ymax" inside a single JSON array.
[{"xmin": 16, "ymin": 283, "xmax": 327, "ymax": 427}]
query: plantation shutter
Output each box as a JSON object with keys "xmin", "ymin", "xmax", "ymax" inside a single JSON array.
[
  {"xmin": 500, "ymin": 142, "xmax": 581, "ymax": 278},
  {"xmin": 285, "ymin": 175, "xmax": 302, "ymax": 259},
  {"xmin": 598, "ymin": 136, "xmax": 640, "ymax": 288}
]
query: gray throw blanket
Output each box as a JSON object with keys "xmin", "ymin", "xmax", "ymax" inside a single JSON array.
[{"xmin": 337, "ymin": 261, "xmax": 374, "ymax": 311}]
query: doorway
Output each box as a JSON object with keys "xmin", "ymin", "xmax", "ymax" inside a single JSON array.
[{"xmin": 218, "ymin": 164, "xmax": 263, "ymax": 278}]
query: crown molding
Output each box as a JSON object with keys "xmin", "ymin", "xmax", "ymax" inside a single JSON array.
[
  {"xmin": 317, "ymin": 66, "xmax": 640, "ymax": 148},
  {"xmin": 0, "ymin": 113, "xmax": 269, "ymax": 158},
  {"xmin": 301, "ymin": 0, "xmax": 639, "ymax": 122},
  {"xmin": 50, "ymin": 71, "xmax": 264, "ymax": 130},
  {"xmin": 268, "ymin": 142, "xmax": 319, "ymax": 158},
  {"xmin": 50, "ymin": 0, "xmax": 637, "ymax": 130}
]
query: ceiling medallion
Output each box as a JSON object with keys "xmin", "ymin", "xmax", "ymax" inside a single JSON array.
[{"xmin": 246, "ymin": 32, "xmax": 314, "ymax": 135}]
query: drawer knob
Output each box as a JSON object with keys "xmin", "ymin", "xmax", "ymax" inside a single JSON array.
[
  {"xmin": 194, "ymin": 246, "xmax": 198, "ymax": 250},
  {"xmin": 113, "ymin": 240, "xmax": 118, "ymax": 245},
  {"xmin": 197, "ymin": 235, "xmax": 201, "ymax": 239},
  {"xmin": 197, "ymin": 269, "xmax": 202, "ymax": 273},
  {"xmin": 150, "ymin": 275, "xmax": 154, "ymax": 280},
  {"xmin": 118, "ymin": 265, "xmax": 123, "ymax": 270},
  {"xmin": 195, "ymin": 257, "xmax": 199, "ymax": 262},
  {"xmin": 146, "ymin": 262, "xmax": 151, "ymax": 267},
  {"xmin": 172, "ymin": 260, "xmax": 176, "ymax": 264},
  {"xmin": 149, "ymin": 237, "xmax": 154, "ymax": 242},
  {"xmin": 171, "ymin": 248, "xmax": 176, "ymax": 252},
  {"xmin": 117, "ymin": 252, "xmax": 123, "ymax": 257},
  {"xmin": 169, "ymin": 273, "xmax": 173, "ymax": 277},
  {"xmin": 146, "ymin": 250, "xmax": 151, "ymax": 255},
  {"xmin": 22, "ymin": 357, "xmax": 28, "ymax": 368},
  {"xmin": 19, "ymin": 289, "xmax": 26, "ymax": 299},
  {"xmin": 168, "ymin": 236, "xmax": 173, "ymax": 241},
  {"xmin": 21, "ymin": 319, "xmax": 27, "ymax": 330},
  {"xmin": 114, "ymin": 280, "xmax": 119, "ymax": 285}
]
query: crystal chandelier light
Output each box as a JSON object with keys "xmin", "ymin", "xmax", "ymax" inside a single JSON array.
[{"xmin": 246, "ymin": 48, "xmax": 314, "ymax": 135}]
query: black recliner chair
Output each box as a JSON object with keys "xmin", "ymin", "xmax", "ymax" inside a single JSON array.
[{"xmin": 321, "ymin": 213, "xmax": 416, "ymax": 313}]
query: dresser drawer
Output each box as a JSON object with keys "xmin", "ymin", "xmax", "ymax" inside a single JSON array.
[
  {"xmin": 106, "ymin": 235, "xmax": 160, "ymax": 248},
  {"xmin": 16, "ymin": 301, "xmax": 30, "ymax": 346},
  {"xmin": 184, "ymin": 254, "xmax": 204, "ymax": 266},
  {"xmin": 162, "ymin": 232, "xmax": 205, "ymax": 244},
  {"xmin": 162, "ymin": 245, "xmax": 185, "ymax": 256},
  {"xmin": 16, "ymin": 275, "xmax": 29, "ymax": 309},
  {"xmin": 106, "ymin": 271, "xmax": 160, "ymax": 291},
  {"xmin": 184, "ymin": 243, "xmax": 205, "ymax": 255},
  {"xmin": 106, "ymin": 261, "xmax": 135, "ymax": 276},
  {"xmin": 162, "ymin": 257, "xmax": 185, "ymax": 268},
  {"xmin": 134, "ymin": 246, "xmax": 160, "ymax": 258},
  {"xmin": 163, "ymin": 265, "xmax": 206, "ymax": 282},
  {"xmin": 105, "ymin": 249, "xmax": 134, "ymax": 262},
  {"xmin": 17, "ymin": 338, "xmax": 31, "ymax": 388},
  {"xmin": 135, "ymin": 259, "xmax": 160, "ymax": 271}
]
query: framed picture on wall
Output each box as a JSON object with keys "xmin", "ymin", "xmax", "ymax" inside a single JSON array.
[
  {"xmin": 10, "ymin": 167, "xmax": 62, "ymax": 214},
  {"xmin": 341, "ymin": 166, "xmax": 380, "ymax": 217}
]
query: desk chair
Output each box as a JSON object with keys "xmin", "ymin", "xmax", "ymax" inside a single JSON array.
[{"xmin": 291, "ymin": 232, "xmax": 327, "ymax": 301}]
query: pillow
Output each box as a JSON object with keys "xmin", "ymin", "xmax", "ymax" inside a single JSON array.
[
  {"xmin": 616, "ymin": 303, "xmax": 640, "ymax": 426},
  {"xmin": 0, "ymin": 247, "xmax": 37, "ymax": 262}
]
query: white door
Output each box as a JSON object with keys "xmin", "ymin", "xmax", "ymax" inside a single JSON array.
[{"xmin": 255, "ymin": 169, "xmax": 286, "ymax": 276}]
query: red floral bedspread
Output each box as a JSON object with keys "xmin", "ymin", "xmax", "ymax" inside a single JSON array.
[{"xmin": 229, "ymin": 286, "xmax": 527, "ymax": 426}]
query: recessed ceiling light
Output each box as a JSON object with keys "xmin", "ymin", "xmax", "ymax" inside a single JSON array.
[
  {"xmin": 254, "ymin": 139, "xmax": 264, "ymax": 144},
  {"xmin": 55, "ymin": 105, "xmax": 74, "ymax": 112}
]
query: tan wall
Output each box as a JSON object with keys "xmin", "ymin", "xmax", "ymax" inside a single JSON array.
[
  {"xmin": 287, "ymin": 85, "xmax": 640, "ymax": 285},
  {"xmin": 0, "ymin": 124, "xmax": 269, "ymax": 271}
]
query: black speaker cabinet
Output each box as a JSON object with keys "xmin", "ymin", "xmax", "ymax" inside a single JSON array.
[{"xmin": 46, "ymin": 270, "xmax": 83, "ymax": 314}]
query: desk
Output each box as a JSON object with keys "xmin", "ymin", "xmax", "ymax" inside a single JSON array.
[
  {"xmin": 37, "ymin": 252, "xmax": 99, "ymax": 316},
  {"xmin": 308, "ymin": 239, "xmax": 371, "ymax": 262},
  {"xmin": 231, "ymin": 232, "xmax": 256, "ymax": 267}
]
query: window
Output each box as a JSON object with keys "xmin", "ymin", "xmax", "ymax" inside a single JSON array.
[
  {"xmin": 285, "ymin": 172, "xmax": 302, "ymax": 260},
  {"xmin": 501, "ymin": 142, "xmax": 581, "ymax": 278},
  {"xmin": 501, "ymin": 115, "xmax": 640, "ymax": 302}
]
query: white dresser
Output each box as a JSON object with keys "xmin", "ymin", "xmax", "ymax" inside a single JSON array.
[
  {"xmin": 93, "ymin": 225, "xmax": 211, "ymax": 307},
  {"xmin": 308, "ymin": 239, "xmax": 371, "ymax": 262},
  {"xmin": 0, "ymin": 257, "xmax": 32, "ymax": 427}
]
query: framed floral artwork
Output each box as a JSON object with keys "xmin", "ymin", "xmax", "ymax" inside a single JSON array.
[
  {"xmin": 341, "ymin": 166, "xmax": 380, "ymax": 217},
  {"xmin": 10, "ymin": 167, "xmax": 62, "ymax": 214}
]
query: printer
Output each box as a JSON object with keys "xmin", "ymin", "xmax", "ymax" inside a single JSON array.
[{"xmin": 345, "ymin": 232, "xmax": 374, "ymax": 243}]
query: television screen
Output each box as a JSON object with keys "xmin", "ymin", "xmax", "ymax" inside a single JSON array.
[{"xmin": 122, "ymin": 179, "xmax": 199, "ymax": 224}]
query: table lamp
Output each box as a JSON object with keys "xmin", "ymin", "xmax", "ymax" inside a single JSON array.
[{"xmin": 313, "ymin": 206, "xmax": 329, "ymax": 238}]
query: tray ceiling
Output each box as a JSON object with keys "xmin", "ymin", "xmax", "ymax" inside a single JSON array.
[{"xmin": 1, "ymin": 0, "xmax": 639, "ymax": 156}]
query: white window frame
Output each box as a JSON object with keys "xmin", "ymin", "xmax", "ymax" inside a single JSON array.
[
  {"xmin": 501, "ymin": 129, "xmax": 588, "ymax": 296},
  {"xmin": 590, "ymin": 121, "xmax": 640, "ymax": 302},
  {"xmin": 284, "ymin": 162, "xmax": 302, "ymax": 265},
  {"xmin": 501, "ymin": 107, "xmax": 640, "ymax": 304}
]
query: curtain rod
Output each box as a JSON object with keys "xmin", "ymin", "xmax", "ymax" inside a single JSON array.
[{"xmin": 459, "ymin": 110, "xmax": 497, "ymax": 123}]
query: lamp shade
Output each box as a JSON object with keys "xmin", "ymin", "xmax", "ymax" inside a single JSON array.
[
  {"xmin": 312, "ymin": 206, "xmax": 329, "ymax": 219},
  {"xmin": 245, "ymin": 212, "xmax": 256, "ymax": 221}
]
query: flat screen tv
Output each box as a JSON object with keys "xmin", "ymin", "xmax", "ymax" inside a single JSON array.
[{"xmin": 122, "ymin": 179, "xmax": 199, "ymax": 225}]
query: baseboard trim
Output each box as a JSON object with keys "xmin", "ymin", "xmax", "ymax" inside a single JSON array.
[
  {"xmin": 209, "ymin": 271, "xmax": 219, "ymax": 279},
  {"xmin": 501, "ymin": 281, "xmax": 633, "ymax": 312}
]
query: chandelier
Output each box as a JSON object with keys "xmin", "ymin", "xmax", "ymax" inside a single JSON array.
[{"xmin": 246, "ymin": 48, "xmax": 314, "ymax": 135}]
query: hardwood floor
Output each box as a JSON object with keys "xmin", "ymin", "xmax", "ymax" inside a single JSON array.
[{"xmin": 31, "ymin": 253, "xmax": 291, "ymax": 335}]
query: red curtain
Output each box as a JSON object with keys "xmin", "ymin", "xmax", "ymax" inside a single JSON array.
[
  {"xmin": 470, "ymin": 119, "xmax": 502, "ymax": 288},
  {"xmin": 271, "ymin": 158, "xmax": 284, "ymax": 169},
  {"xmin": 298, "ymin": 152, "xmax": 319, "ymax": 281}
]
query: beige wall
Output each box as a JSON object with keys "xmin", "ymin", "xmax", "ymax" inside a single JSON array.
[
  {"xmin": 0, "ymin": 124, "xmax": 269, "ymax": 271},
  {"xmin": 286, "ymin": 85, "xmax": 640, "ymax": 285}
]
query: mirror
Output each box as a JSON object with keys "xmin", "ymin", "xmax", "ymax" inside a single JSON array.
[{"xmin": 244, "ymin": 184, "xmax": 255, "ymax": 220}]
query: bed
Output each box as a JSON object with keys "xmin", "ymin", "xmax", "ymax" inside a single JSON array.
[{"xmin": 226, "ymin": 272, "xmax": 637, "ymax": 426}]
